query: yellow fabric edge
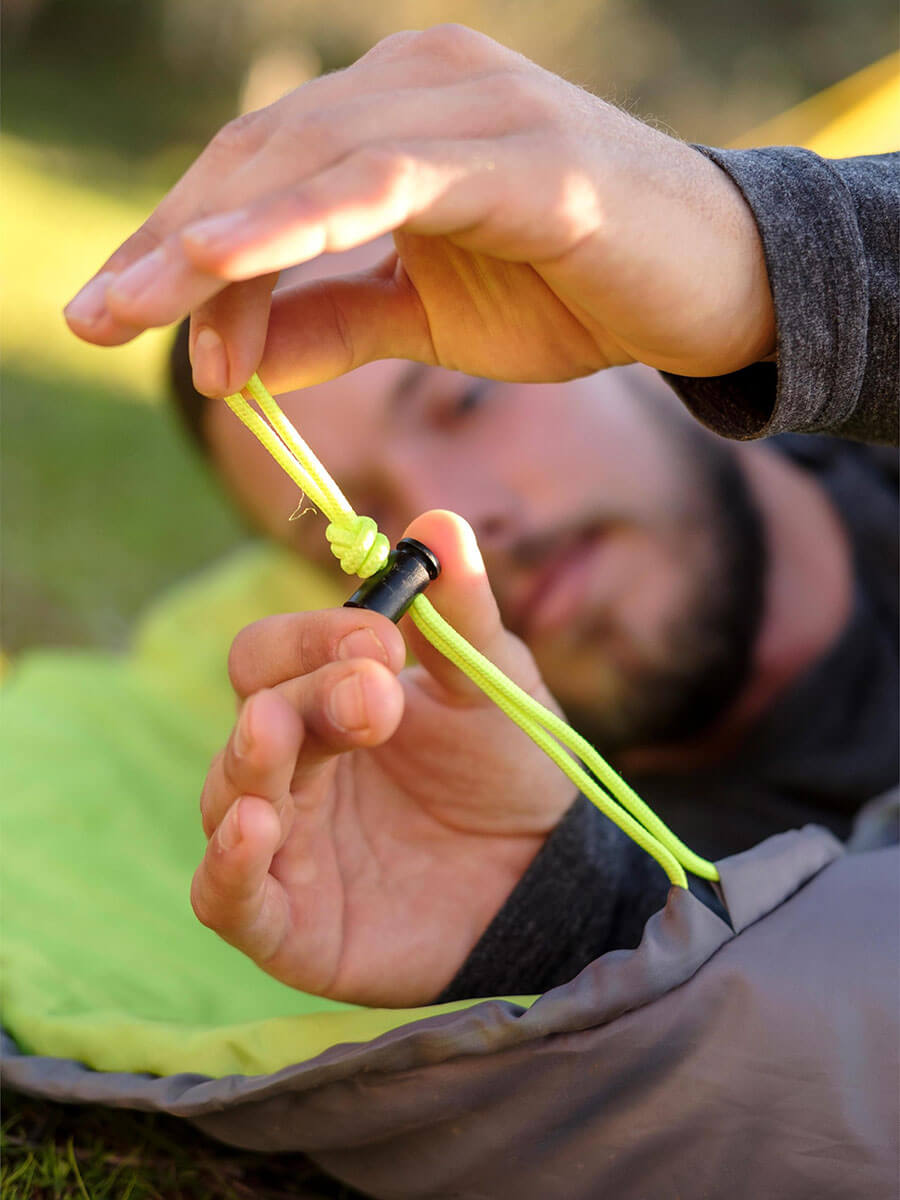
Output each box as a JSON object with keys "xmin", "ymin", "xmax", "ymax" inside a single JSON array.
[{"xmin": 5, "ymin": 997, "xmax": 538, "ymax": 1079}]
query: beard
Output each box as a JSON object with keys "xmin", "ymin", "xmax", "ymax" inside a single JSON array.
[{"xmin": 553, "ymin": 430, "xmax": 767, "ymax": 755}]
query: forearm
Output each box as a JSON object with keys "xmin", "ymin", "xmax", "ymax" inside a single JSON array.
[{"xmin": 665, "ymin": 149, "xmax": 899, "ymax": 445}]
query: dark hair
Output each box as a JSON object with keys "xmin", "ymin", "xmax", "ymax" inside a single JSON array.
[{"xmin": 168, "ymin": 318, "xmax": 212, "ymax": 455}]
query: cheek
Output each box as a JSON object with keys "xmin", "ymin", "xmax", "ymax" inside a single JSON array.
[
  {"xmin": 530, "ymin": 534, "xmax": 698, "ymax": 699},
  {"xmin": 533, "ymin": 642, "xmax": 624, "ymax": 712},
  {"xmin": 613, "ymin": 543, "xmax": 692, "ymax": 654},
  {"xmin": 575, "ymin": 529, "xmax": 692, "ymax": 649}
]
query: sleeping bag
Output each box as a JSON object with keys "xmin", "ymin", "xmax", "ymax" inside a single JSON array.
[{"xmin": 1, "ymin": 544, "xmax": 897, "ymax": 1198}]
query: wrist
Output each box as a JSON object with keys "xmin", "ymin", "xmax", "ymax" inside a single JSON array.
[{"xmin": 691, "ymin": 146, "xmax": 777, "ymax": 372}]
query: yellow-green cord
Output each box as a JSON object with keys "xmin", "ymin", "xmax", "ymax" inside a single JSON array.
[{"xmin": 224, "ymin": 374, "xmax": 720, "ymax": 889}]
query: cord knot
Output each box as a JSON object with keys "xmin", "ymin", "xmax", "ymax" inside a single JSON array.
[{"xmin": 326, "ymin": 515, "xmax": 391, "ymax": 578}]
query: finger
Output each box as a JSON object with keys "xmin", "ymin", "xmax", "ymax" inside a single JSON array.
[
  {"xmin": 257, "ymin": 258, "xmax": 437, "ymax": 393},
  {"xmin": 399, "ymin": 509, "xmax": 550, "ymax": 705},
  {"xmin": 95, "ymin": 137, "xmax": 468, "ymax": 341},
  {"xmin": 273, "ymin": 655, "xmax": 405, "ymax": 783},
  {"xmin": 176, "ymin": 137, "xmax": 591, "ymax": 389},
  {"xmin": 62, "ymin": 108, "xmax": 273, "ymax": 345},
  {"xmin": 228, "ymin": 607, "xmax": 406, "ymax": 700},
  {"xmin": 99, "ymin": 235, "xmax": 229, "ymax": 334},
  {"xmin": 204, "ymin": 658, "xmax": 405, "ymax": 834},
  {"xmin": 62, "ymin": 37, "xmax": 501, "ymax": 345},
  {"xmin": 191, "ymin": 793, "xmax": 291, "ymax": 964},
  {"xmin": 200, "ymin": 687, "xmax": 302, "ymax": 838},
  {"xmin": 86, "ymin": 131, "xmax": 498, "ymax": 363},
  {"xmin": 97, "ymin": 141, "xmax": 415, "ymax": 338},
  {"xmin": 179, "ymin": 137, "xmax": 503, "ymax": 282},
  {"xmin": 189, "ymin": 274, "xmax": 277, "ymax": 396},
  {"xmin": 254, "ymin": 244, "xmax": 587, "ymax": 396}
]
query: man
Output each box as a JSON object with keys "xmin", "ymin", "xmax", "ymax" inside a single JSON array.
[
  {"xmin": 65, "ymin": 25, "xmax": 898, "ymax": 1007},
  {"xmin": 166, "ymin": 249, "xmax": 897, "ymax": 1000}
]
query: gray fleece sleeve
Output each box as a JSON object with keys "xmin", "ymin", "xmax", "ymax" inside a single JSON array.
[
  {"xmin": 436, "ymin": 797, "xmax": 683, "ymax": 1002},
  {"xmin": 664, "ymin": 149, "xmax": 899, "ymax": 445}
]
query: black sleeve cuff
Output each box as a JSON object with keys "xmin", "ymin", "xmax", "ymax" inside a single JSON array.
[{"xmin": 433, "ymin": 795, "xmax": 672, "ymax": 1003}]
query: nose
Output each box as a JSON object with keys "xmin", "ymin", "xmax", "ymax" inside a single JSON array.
[{"xmin": 381, "ymin": 445, "xmax": 521, "ymax": 555}]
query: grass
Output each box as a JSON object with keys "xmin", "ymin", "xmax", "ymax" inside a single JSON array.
[
  {"xmin": 0, "ymin": 135, "xmax": 247, "ymax": 654},
  {"xmin": 1, "ymin": 136, "xmax": 171, "ymax": 400},
  {"xmin": 1, "ymin": 1090, "xmax": 366, "ymax": 1199},
  {"xmin": 1, "ymin": 362, "xmax": 244, "ymax": 653}
]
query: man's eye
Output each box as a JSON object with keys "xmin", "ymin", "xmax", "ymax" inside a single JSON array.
[{"xmin": 454, "ymin": 381, "xmax": 489, "ymax": 416}]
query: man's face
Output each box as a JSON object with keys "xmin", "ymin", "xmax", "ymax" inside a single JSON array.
[{"xmin": 206, "ymin": 359, "xmax": 764, "ymax": 751}]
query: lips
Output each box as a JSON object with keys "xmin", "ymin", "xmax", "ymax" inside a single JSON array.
[{"xmin": 505, "ymin": 526, "xmax": 609, "ymax": 642}]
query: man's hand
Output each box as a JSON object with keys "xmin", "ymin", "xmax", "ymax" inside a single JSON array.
[
  {"xmin": 190, "ymin": 510, "xmax": 574, "ymax": 1007},
  {"xmin": 64, "ymin": 25, "xmax": 775, "ymax": 397}
]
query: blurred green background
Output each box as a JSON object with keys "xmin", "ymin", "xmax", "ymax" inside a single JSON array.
[{"xmin": 2, "ymin": 0, "xmax": 897, "ymax": 656}]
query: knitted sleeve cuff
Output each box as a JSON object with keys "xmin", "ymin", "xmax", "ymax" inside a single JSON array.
[
  {"xmin": 664, "ymin": 146, "xmax": 871, "ymax": 441},
  {"xmin": 434, "ymin": 795, "xmax": 671, "ymax": 1002}
]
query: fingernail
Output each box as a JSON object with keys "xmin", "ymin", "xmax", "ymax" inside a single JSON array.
[
  {"xmin": 184, "ymin": 209, "xmax": 250, "ymax": 246},
  {"xmin": 219, "ymin": 798, "xmax": 243, "ymax": 850},
  {"xmin": 191, "ymin": 326, "xmax": 228, "ymax": 395},
  {"xmin": 64, "ymin": 272, "xmax": 114, "ymax": 326},
  {"xmin": 107, "ymin": 247, "xmax": 166, "ymax": 303},
  {"xmin": 337, "ymin": 627, "xmax": 388, "ymax": 666},
  {"xmin": 234, "ymin": 703, "xmax": 254, "ymax": 757},
  {"xmin": 328, "ymin": 673, "xmax": 367, "ymax": 732}
]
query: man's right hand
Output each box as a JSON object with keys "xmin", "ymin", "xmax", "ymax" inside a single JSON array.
[
  {"xmin": 190, "ymin": 510, "xmax": 576, "ymax": 1008},
  {"xmin": 65, "ymin": 25, "xmax": 775, "ymax": 398}
]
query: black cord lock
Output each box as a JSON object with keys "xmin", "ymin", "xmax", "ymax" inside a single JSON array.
[{"xmin": 343, "ymin": 537, "xmax": 441, "ymax": 623}]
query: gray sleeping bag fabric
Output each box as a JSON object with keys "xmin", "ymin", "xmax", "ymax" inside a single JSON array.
[{"xmin": 3, "ymin": 825, "xmax": 898, "ymax": 1199}]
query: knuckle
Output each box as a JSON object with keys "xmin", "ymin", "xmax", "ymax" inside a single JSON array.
[
  {"xmin": 271, "ymin": 110, "xmax": 340, "ymax": 162},
  {"xmin": 227, "ymin": 622, "xmax": 262, "ymax": 694},
  {"xmin": 209, "ymin": 110, "xmax": 267, "ymax": 158},
  {"xmin": 222, "ymin": 723, "xmax": 246, "ymax": 785},
  {"xmin": 199, "ymin": 755, "xmax": 223, "ymax": 834},
  {"xmin": 366, "ymin": 30, "xmax": 419, "ymax": 60},
  {"xmin": 491, "ymin": 70, "xmax": 550, "ymax": 125},
  {"xmin": 125, "ymin": 219, "xmax": 164, "ymax": 261},
  {"xmin": 293, "ymin": 617, "xmax": 318, "ymax": 678},
  {"xmin": 102, "ymin": 219, "xmax": 164, "ymax": 275},
  {"xmin": 190, "ymin": 876, "xmax": 217, "ymax": 929},
  {"xmin": 416, "ymin": 23, "xmax": 482, "ymax": 62},
  {"xmin": 226, "ymin": 641, "xmax": 247, "ymax": 696},
  {"xmin": 199, "ymin": 794, "xmax": 215, "ymax": 840},
  {"xmin": 354, "ymin": 142, "xmax": 416, "ymax": 193},
  {"xmin": 368, "ymin": 25, "xmax": 488, "ymax": 69}
]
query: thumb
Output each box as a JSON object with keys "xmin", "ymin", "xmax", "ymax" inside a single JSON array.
[
  {"xmin": 399, "ymin": 509, "xmax": 557, "ymax": 710},
  {"xmin": 256, "ymin": 255, "xmax": 436, "ymax": 394}
]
